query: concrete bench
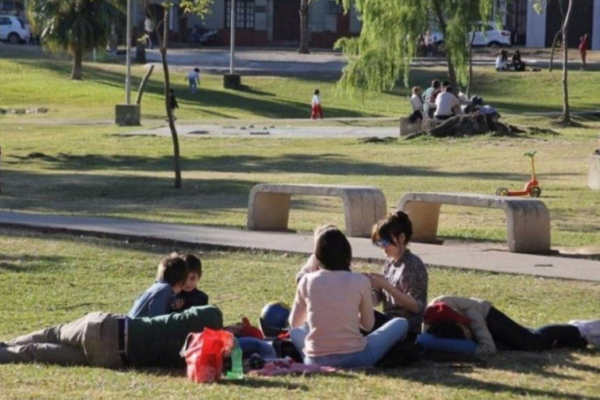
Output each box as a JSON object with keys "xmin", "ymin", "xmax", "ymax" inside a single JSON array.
[
  {"xmin": 399, "ymin": 117, "xmax": 421, "ymax": 137},
  {"xmin": 247, "ymin": 184, "xmax": 388, "ymax": 237},
  {"xmin": 398, "ymin": 192, "xmax": 551, "ymax": 254},
  {"xmin": 589, "ymin": 154, "xmax": 600, "ymax": 190}
]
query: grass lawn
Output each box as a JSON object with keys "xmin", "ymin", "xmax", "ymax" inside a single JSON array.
[
  {"xmin": 1, "ymin": 46, "xmax": 600, "ymax": 251},
  {"xmin": 0, "ymin": 228, "xmax": 599, "ymax": 400}
]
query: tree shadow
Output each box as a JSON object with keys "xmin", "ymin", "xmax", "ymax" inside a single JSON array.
[
  {"xmin": 8, "ymin": 152, "xmax": 579, "ymax": 182},
  {"xmin": 368, "ymin": 349, "xmax": 600, "ymax": 400}
]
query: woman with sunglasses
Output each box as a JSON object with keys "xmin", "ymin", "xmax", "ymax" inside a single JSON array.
[
  {"xmin": 289, "ymin": 227, "xmax": 408, "ymax": 368},
  {"xmin": 365, "ymin": 211, "xmax": 428, "ymax": 339}
]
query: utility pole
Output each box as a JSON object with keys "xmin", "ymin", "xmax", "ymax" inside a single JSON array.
[
  {"xmin": 125, "ymin": 0, "xmax": 132, "ymax": 104},
  {"xmin": 230, "ymin": 0, "xmax": 235, "ymax": 74}
]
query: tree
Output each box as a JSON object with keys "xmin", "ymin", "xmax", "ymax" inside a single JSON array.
[
  {"xmin": 149, "ymin": 0, "xmax": 212, "ymax": 189},
  {"xmin": 298, "ymin": 0, "xmax": 310, "ymax": 54},
  {"xmin": 560, "ymin": 0, "xmax": 574, "ymax": 123},
  {"xmin": 532, "ymin": 0, "xmax": 573, "ymax": 123},
  {"xmin": 335, "ymin": 0, "xmax": 494, "ymax": 93},
  {"xmin": 27, "ymin": 0, "xmax": 124, "ymax": 80}
]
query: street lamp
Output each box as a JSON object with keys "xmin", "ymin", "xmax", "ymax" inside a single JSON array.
[
  {"xmin": 125, "ymin": 0, "xmax": 132, "ymax": 104},
  {"xmin": 223, "ymin": 0, "xmax": 241, "ymax": 89},
  {"xmin": 115, "ymin": 0, "xmax": 140, "ymax": 125}
]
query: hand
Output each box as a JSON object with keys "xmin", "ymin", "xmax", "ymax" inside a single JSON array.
[
  {"xmin": 173, "ymin": 299, "xmax": 185, "ymax": 310},
  {"xmin": 364, "ymin": 273, "xmax": 389, "ymax": 290}
]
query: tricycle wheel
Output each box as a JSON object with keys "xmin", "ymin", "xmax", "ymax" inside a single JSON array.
[
  {"xmin": 530, "ymin": 186, "xmax": 542, "ymax": 198},
  {"xmin": 496, "ymin": 187, "xmax": 509, "ymax": 196}
]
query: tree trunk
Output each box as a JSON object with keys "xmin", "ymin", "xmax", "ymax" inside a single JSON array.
[
  {"xmin": 298, "ymin": 0, "xmax": 310, "ymax": 54},
  {"xmin": 136, "ymin": 64, "xmax": 155, "ymax": 105},
  {"xmin": 432, "ymin": 0, "xmax": 457, "ymax": 88},
  {"xmin": 549, "ymin": 29, "xmax": 562, "ymax": 72},
  {"xmin": 466, "ymin": 32, "xmax": 475, "ymax": 98},
  {"xmin": 561, "ymin": 0, "xmax": 574, "ymax": 123},
  {"xmin": 160, "ymin": 9, "xmax": 182, "ymax": 189},
  {"xmin": 71, "ymin": 47, "xmax": 83, "ymax": 80}
]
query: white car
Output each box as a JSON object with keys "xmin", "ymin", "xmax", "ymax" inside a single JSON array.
[
  {"xmin": 434, "ymin": 22, "xmax": 511, "ymax": 48},
  {"xmin": 0, "ymin": 14, "xmax": 31, "ymax": 44}
]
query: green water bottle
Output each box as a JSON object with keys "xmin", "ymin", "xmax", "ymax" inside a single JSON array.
[{"xmin": 226, "ymin": 338, "xmax": 244, "ymax": 380}]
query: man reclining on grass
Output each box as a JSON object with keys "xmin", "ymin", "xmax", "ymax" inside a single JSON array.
[{"xmin": 0, "ymin": 306, "xmax": 223, "ymax": 368}]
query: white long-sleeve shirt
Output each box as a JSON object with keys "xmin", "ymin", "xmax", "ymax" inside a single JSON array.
[{"xmin": 311, "ymin": 94, "xmax": 321, "ymax": 106}]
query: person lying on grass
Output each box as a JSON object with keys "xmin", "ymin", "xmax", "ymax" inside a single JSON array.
[
  {"xmin": 364, "ymin": 211, "xmax": 428, "ymax": 341},
  {"xmin": 289, "ymin": 227, "xmax": 408, "ymax": 368},
  {"xmin": 419, "ymin": 296, "xmax": 600, "ymax": 356},
  {"xmin": 0, "ymin": 306, "xmax": 223, "ymax": 368}
]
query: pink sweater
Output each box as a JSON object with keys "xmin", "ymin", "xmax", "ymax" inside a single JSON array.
[{"xmin": 289, "ymin": 270, "xmax": 375, "ymax": 358}]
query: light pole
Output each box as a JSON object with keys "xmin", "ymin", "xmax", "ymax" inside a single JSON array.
[
  {"xmin": 125, "ymin": 0, "xmax": 132, "ymax": 104},
  {"xmin": 230, "ymin": 0, "xmax": 235, "ymax": 74}
]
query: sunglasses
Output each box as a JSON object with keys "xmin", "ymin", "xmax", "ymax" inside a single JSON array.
[{"xmin": 375, "ymin": 239, "xmax": 392, "ymax": 248}]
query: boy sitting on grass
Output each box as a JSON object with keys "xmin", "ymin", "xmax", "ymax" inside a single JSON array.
[
  {"xmin": 128, "ymin": 255, "xmax": 189, "ymax": 318},
  {"xmin": 173, "ymin": 252, "xmax": 210, "ymax": 312}
]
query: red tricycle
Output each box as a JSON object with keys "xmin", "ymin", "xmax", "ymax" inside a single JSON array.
[{"xmin": 496, "ymin": 151, "xmax": 542, "ymax": 198}]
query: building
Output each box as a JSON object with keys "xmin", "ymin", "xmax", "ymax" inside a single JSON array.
[
  {"xmin": 133, "ymin": 0, "xmax": 360, "ymax": 47},
  {"xmin": 521, "ymin": 0, "xmax": 600, "ymax": 50}
]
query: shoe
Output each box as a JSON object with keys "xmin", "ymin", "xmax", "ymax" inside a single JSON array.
[
  {"xmin": 0, "ymin": 342, "xmax": 7, "ymax": 347},
  {"xmin": 569, "ymin": 320, "xmax": 600, "ymax": 345}
]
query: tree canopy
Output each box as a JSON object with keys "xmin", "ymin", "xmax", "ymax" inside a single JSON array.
[{"xmin": 336, "ymin": 0, "xmax": 494, "ymax": 93}]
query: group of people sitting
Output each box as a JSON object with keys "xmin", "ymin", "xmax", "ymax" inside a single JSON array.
[
  {"xmin": 408, "ymin": 79, "xmax": 484, "ymax": 126},
  {"xmin": 495, "ymin": 49, "xmax": 526, "ymax": 72},
  {"xmin": 1, "ymin": 211, "xmax": 599, "ymax": 371}
]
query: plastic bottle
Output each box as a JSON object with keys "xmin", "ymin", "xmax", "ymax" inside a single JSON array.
[{"xmin": 226, "ymin": 338, "xmax": 244, "ymax": 380}]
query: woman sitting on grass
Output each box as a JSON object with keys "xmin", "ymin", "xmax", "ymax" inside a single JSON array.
[
  {"xmin": 364, "ymin": 211, "xmax": 428, "ymax": 340},
  {"xmin": 421, "ymin": 296, "xmax": 600, "ymax": 357},
  {"xmin": 289, "ymin": 226, "xmax": 408, "ymax": 368}
]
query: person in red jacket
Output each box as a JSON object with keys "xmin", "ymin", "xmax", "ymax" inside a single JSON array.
[{"xmin": 579, "ymin": 34, "xmax": 590, "ymax": 70}]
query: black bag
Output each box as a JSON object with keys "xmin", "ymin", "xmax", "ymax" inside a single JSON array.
[{"xmin": 270, "ymin": 338, "xmax": 303, "ymax": 362}]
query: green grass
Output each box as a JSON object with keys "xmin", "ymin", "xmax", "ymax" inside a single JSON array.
[
  {"xmin": 1, "ymin": 47, "xmax": 600, "ymax": 251},
  {"xmin": 0, "ymin": 228, "xmax": 599, "ymax": 400}
]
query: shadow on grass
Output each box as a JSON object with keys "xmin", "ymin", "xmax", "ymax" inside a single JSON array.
[
  {"xmin": 0, "ymin": 170, "xmax": 257, "ymax": 217},
  {"xmin": 11, "ymin": 58, "xmax": 375, "ymax": 119},
  {"xmin": 369, "ymin": 349, "xmax": 600, "ymax": 400},
  {"xmin": 0, "ymin": 254, "xmax": 69, "ymax": 273},
  {"xmin": 7, "ymin": 153, "xmax": 579, "ymax": 182}
]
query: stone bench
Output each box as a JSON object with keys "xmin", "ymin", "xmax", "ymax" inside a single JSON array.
[
  {"xmin": 589, "ymin": 154, "xmax": 600, "ymax": 190},
  {"xmin": 398, "ymin": 192, "xmax": 551, "ymax": 254},
  {"xmin": 399, "ymin": 117, "xmax": 421, "ymax": 137},
  {"xmin": 247, "ymin": 184, "xmax": 388, "ymax": 237}
]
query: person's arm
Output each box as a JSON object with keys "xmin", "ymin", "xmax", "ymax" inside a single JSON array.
[
  {"xmin": 365, "ymin": 273, "xmax": 420, "ymax": 313},
  {"xmin": 359, "ymin": 278, "xmax": 375, "ymax": 331},
  {"xmin": 295, "ymin": 254, "xmax": 320, "ymax": 285},
  {"xmin": 147, "ymin": 287, "xmax": 174, "ymax": 317},
  {"xmin": 289, "ymin": 279, "xmax": 308, "ymax": 328}
]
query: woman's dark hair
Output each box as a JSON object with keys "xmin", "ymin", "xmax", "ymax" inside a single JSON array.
[
  {"xmin": 432, "ymin": 79, "xmax": 441, "ymax": 89},
  {"xmin": 371, "ymin": 210, "xmax": 413, "ymax": 245},
  {"xmin": 157, "ymin": 256, "xmax": 189, "ymax": 286},
  {"xmin": 441, "ymin": 80, "xmax": 450, "ymax": 87},
  {"xmin": 427, "ymin": 321, "xmax": 469, "ymax": 340},
  {"xmin": 314, "ymin": 228, "xmax": 352, "ymax": 271}
]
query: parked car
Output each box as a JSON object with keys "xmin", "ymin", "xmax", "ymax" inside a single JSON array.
[
  {"xmin": 0, "ymin": 14, "xmax": 31, "ymax": 44},
  {"xmin": 434, "ymin": 22, "xmax": 511, "ymax": 48}
]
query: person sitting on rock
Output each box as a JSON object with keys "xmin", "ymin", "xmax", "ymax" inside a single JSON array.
[{"xmin": 434, "ymin": 86, "xmax": 461, "ymax": 120}]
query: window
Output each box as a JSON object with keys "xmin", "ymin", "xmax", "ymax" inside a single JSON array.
[
  {"xmin": 0, "ymin": 17, "xmax": 11, "ymax": 26},
  {"xmin": 225, "ymin": 0, "xmax": 255, "ymax": 29},
  {"xmin": 327, "ymin": 1, "xmax": 342, "ymax": 14}
]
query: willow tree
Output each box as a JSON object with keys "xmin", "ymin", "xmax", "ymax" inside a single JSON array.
[
  {"xmin": 149, "ymin": 0, "xmax": 212, "ymax": 189},
  {"xmin": 27, "ymin": 0, "xmax": 124, "ymax": 80},
  {"xmin": 336, "ymin": 0, "xmax": 493, "ymax": 93}
]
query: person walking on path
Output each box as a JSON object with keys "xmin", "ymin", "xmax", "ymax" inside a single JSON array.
[
  {"xmin": 311, "ymin": 89, "xmax": 323, "ymax": 120},
  {"xmin": 580, "ymin": 34, "xmax": 590, "ymax": 70},
  {"xmin": 187, "ymin": 68, "xmax": 201, "ymax": 94},
  {"xmin": 169, "ymin": 89, "xmax": 179, "ymax": 121},
  {"xmin": 144, "ymin": 16, "xmax": 154, "ymax": 49}
]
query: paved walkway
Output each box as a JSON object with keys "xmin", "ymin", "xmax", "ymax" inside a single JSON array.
[{"xmin": 0, "ymin": 211, "xmax": 599, "ymax": 282}]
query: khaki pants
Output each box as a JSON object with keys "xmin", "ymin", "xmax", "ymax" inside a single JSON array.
[{"xmin": 0, "ymin": 312, "xmax": 125, "ymax": 368}]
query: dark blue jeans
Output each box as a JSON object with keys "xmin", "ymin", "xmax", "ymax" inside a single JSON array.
[{"xmin": 485, "ymin": 306, "xmax": 587, "ymax": 351}]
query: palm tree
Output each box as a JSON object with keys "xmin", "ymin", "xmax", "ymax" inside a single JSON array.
[{"xmin": 27, "ymin": 0, "xmax": 124, "ymax": 80}]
